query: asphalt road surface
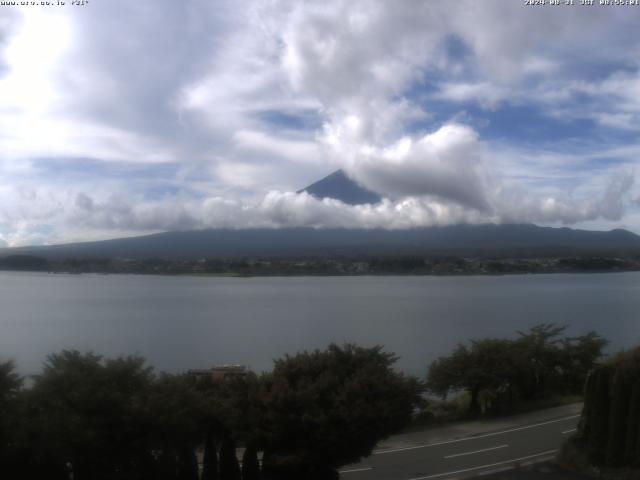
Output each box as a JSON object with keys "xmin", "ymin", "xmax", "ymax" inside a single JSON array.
[{"xmin": 340, "ymin": 409, "xmax": 581, "ymax": 480}]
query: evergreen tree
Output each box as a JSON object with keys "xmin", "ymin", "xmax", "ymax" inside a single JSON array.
[
  {"xmin": 605, "ymin": 370, "xmax": 632, "ymax": 467},
  {"xmin": 241, "ymin": 444, "xmax": 261, "ymax": 480},
  {"xmin": 578, "ymin": 347, "xmax": 640, "ymax": 469},
  {"xmin": 156, "ymin": 449, "xmax": 178, "ymax": 480},
  {"xmin": 202, "ymin": 431, "xmax": 219, "ymax": 480},
  {"xmin": 578, "ymin": 370, "xmax": 596, "ymax": 437},
  {"xmin": 0, "ymin": 361, "xmax": 23, "ymax": 477},
  {"xmin": 587, "ymin": 366, "xmax": 611, "ymax": 464},
  {"xmin": 624, "ymin": 382, "xmax": 640, "ymax": 466},
  {"xmin": 219, "ymin": 432, "xmax": 241, "ymax": 480},
  {"xmin": 177, "ymin": 447, "xmax": 199, "ymax": 480}
]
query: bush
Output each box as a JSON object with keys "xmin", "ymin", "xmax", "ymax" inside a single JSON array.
[
  {"xmin": 571, "ymin": 347, "xmax": 640, "ymax": 471},
  {"xmin": 260, "ymin": 344, "xmax": 420, "ymax": 478}
]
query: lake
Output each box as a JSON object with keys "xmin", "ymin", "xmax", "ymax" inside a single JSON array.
[{"xmin": 1, "ymin": 271, "xmax": 639, "ymax": 377}]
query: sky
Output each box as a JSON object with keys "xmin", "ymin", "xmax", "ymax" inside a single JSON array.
[{"xmin": 1, "ymin": 0, "xmax": 640, "ymax": 246}]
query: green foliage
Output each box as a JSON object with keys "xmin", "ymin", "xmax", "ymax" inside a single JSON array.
[
  {"xmin": 579, "ymin": 346, "xmax": 640, "ymax": 469},
  {"xmin": 606, "ymin": 370, "xmax": 632, "ymax": 466},
  {"xmin": 0, "ymin": 360, "xmax": 22, "ymax": 403},
  {"xmin": 147, "ymin": 373, "xmax": 210, "ymax": 452},
  {"xmin": 176, "ymin": 447, "xmax": 199, "ymax": 480},
  {"xmin": 0, "ymin": 344, "xmax": 417, "ymax": 479},
  {"xmin": 260, "ymin": 343, "xmax": 420, "ymax": 476},
  {"xmin": 427, "ymin": 339, "xmax": 515, "ymax": 414},
  {"xmin": 219, "ymin": 432, "xmax": 241, "ymax": 480},
  {"xmin": 427, "ymin": 324, "xmax": 607, "ymax": 416},
  {"xmin": 26, "ymin": 350, "xmax": 156, "ymax": 478},
  {"xmin": 242, "ymin": 445, "xmax": 261, "ymax": 480},
  {"xmin": 215, "ymin": 372, "xmax": 266, "ymax": 447},
  {"xmin": 201, "ymin": 431, "xmax": 219, "ymax": 480},
  {"xmin": 559, "ymin": 331, "xmax": 609, "ymax": 393},
  {"xmin": 512, "ymin": 324, "xmax": 567, "ymax": 398},
  {"xmin": 0, "ymin": 360, "xmax": 24, "ymax": 476},
  {"xmin": 587, "ymin": 366, "xmax": 612, "ymax": 465},
  {"xmin": 624, "ymin": 383, "xmax": 640, "ymax": 466},
  {"xmin": 426, "ymin": 344, "xmax": 470, "ymax": 398}
]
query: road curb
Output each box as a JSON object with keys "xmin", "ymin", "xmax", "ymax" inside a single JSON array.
[{"xmin": 473, "ymin": 455, "xmax": 558, "ymax": 478}]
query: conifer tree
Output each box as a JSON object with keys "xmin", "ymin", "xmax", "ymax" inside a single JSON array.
[
  {"xmin": 202, "ymin": 431, "xmax": 219, "ymax": 480},
  {"xmin": 624, "ymin": 382, "xmax": 640, "ymax": 466},
  {"xmin": 587, "ymin": 366, "xmax": 611, "ymax": 464},
  {"xmin": 157, "ymin": 449, "xmax": 178, "ymax": 480},
  {"xmin": 605, "ymin": 370, "xmax": 632, "ymax": 467},
  {"xmin": 242, "ymin": 445, "xmax": 261, "ymax": 480},
  {"xmin": 177, "ymin": 447, "xmax": 199, "ymax": 480},
  {"xmin": 219, "ymin": 432, "xmax": 241, "ymax": 480}
]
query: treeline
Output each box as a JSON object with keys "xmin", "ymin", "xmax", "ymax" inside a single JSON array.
[
  {"xmin": 0, "ymin": 345, "xmax": 419, "ymax": 480},
  {"xmin": 425, "ymin": 324, "xmax": 608, "ymax": 416},
  {"xmin": 0, "ymin": 327, "xmax": 614, "ymax": 479},
  {"xmin": 1, "ymin": 254, "xmax": 640, "ymax": 276},
  {"xmin": 563, "ymin": 347, "xmax": 640, "ymax": 472}
]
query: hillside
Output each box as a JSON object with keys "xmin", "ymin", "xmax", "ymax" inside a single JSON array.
[{"xmin": 1, "ymin": 224, "xmax": 640, "ymax": 260}]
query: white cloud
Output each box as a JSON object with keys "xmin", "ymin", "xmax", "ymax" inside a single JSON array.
[
  {"xmin": 329, "ymin": 123, "xmax": 494, "ymax": 211},
  {"xmin": 0, "ymin": 167, "xmax": 634, "ymax": 247},
  {"xmin": 232, "ymin": 130, "xmax": 320, "ymax": 165},
  {"xmin": 0, "ymin": 0, "xmax": 639, "ymax": 244},
  {"xmin": 436, "ymin": 83, "xmax": 509, "ymax": 109}
]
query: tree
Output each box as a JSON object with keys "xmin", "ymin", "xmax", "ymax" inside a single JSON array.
[
  {"xmin": 259, "ymin": 344, "xmax": 420, "ymax": 479},
  {"xmin": 177, "ymin": 447, "xmax": 199, "ymax": 480},
  {"xmin": 242, "ymin": 445, "xmax": 261, "ymax": 480},
  {"xmin": 147, "ymin": 373, "xmax": 214, "ymax": 479},
  {"xmin": 0, "ymin": 360, "xmax": 22, "ymax": 403},
  {"xmin": 624, "ymin": 382, "xmax": 640, "ymax": 465},
  {"xmin": 576, "ymin": 347, "xmax": 640, "ymax": 468},
  {"xmin": 219, "ymin": 431, "xmax": 241, "ymax": 480},
  {"xmin": 25, "ymin": 350, "xmax": 156, "ymax": 479},
  {"xmin": 426, "ymin": 344, "xmax": 470, "ymax": 398},
  {"xmin": 512, "ymin": 324, "xmax": 567, "ymax": 399},
  {"xmin": 605, "ymin": 370, "xmax": 632, "ymax": 467},
  {"xmin": 213, "ymin": 372, "xmax": 266, "ymax": 449},
  {"xmin": 427, "ymin": 339, "xmax": 515, "ymax": 415},
  {"xmin": 559, "ymin": 331, "xmax": 608, "ymax": 393},
  {"xmin": 201, "ymin": 430, "xmax": 219, "ymax": 480},
  {"xmin": 0, "ymin": 360, "xmax": 24, "ymax": 477},
  {"xmin": 427, "ymin": 325, "xmax": 608, "ymax": 415}
]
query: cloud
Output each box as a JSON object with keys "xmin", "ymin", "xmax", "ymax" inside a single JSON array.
[
  {"xmin": 0, "ymin": 0, "xmax": 639, "ymax": 245},
  {"xmin": 331, "ymin": 123, "xmax": 493, "ymax": 211},
  {"xmin": 0, "ymin": 167, "xmax": 634, "ymax": 247},
  {"xmin": 436, "ymin": 82, "xmax": 509, "ymax": 109}
]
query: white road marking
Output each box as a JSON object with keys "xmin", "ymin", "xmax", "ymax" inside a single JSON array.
[
  {"xmin": 443, "ymin": 444, "xmax": 508, "ymax": 459},
  {"xmin": 408, "ymin": 449, "xmax": 558, "ymax": 480},
  {"xmin": 562, "ymin": 428, "xmax": 577, "ymax": 434},
  {"xmin": 373, "ymin": 415, "xmax": 579, "ymax": 455},
  {"xmin": 339, "ymin": 467, "xmax": 373, "ymax": 474}
]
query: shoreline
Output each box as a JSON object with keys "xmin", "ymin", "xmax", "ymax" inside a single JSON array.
[{"xmin": 1, "ymin": 267, "xmax": 640, "ymax": 278}]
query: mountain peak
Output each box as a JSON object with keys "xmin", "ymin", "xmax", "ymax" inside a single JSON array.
[{"xmin": 298, "ymin": 170, "xmax": 382, "ymax": 205}]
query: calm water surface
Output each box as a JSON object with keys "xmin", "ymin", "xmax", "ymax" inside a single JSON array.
[{"xmin": 1, "ymin": 271, "xmax": 639, "ymax": 376}]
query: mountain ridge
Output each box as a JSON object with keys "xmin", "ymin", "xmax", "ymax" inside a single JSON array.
[
  {"xmin": 2, "ymin": 171, "xmax": 639, "ymax": 260},
  {"xmin": 2, "ymin": 223, "xmax": 640, "ymax": 260}
]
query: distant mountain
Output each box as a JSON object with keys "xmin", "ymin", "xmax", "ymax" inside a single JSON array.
[
  {"xmin": 2, "ymin": 171, "xmax": 640, "ymax": 260},
  {"xmin": 3, "ymin": 224, "xmax": 640, "ymax": 260},
  {"xmin": 299, "ymin": 169, "xmax": 382, "ymax": 205}
]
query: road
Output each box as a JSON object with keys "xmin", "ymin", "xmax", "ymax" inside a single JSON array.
[{"xmin": 340, "ymin": 405, "xmax": 582, "ymax": 480}]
